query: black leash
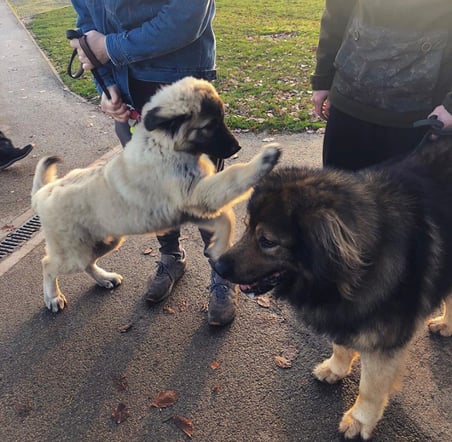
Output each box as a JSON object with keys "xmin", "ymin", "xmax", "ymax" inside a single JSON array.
[
  {"xmin": 413, "ymin": 115, "xmax": 452, "ymax": 150},
  {"xmin": 66, "ymin": 29, "xmax": 112, "ymax": 100}
]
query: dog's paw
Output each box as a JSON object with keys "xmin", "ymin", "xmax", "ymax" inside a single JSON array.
[
  {"xmin": 258, "ymin": 143, "xmax": 282, "ymax": 172},
  {"xmin": 339, "ymin": 410, "xmax": 374, "ymax": 440},
  {"xmin": 45, "ymin": 293, "xmax": 67, "ymax": 313},
  {"xmin": 313, "ymin": 359, "xmax": 347, "ymax": 383},
  {"xmin": 428, "ymin": 315, "xmax": 452, "ymax": 336},
  {"xmin": 96, "ymin": 272, "xmax": 123, "ymax": 289}
]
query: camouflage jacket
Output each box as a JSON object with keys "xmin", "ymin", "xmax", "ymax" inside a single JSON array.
[{"xmin": 311, "ymin": 0, "xmax": 452, "ymax": 127}]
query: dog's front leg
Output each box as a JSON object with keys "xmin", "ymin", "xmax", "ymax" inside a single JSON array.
[
  {"xmin": 195, "ymin": 208, "xmax": 235, "ymax": 261},
  {"xmin": 428, "ymin": 294, "xmax": 452, "ymax": 336},
  {"xmin": 338, "ymin": 348, "xmax": 407, "ymax": 440},
  {"xmin": 190, "ymin": 145, "xmax": 281, "ymax": 214},
  {"xmin": 313, "ymin": 344, "xmax": 358, "ymax": 383},
  {"xmin": 42, "ymin": 256, "xmax": 67, "ymax": 312}
]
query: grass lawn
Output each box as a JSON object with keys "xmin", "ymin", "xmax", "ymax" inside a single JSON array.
[{"xmin": 10, "ymin": 0, "xmax": 324, "ymax": 132}]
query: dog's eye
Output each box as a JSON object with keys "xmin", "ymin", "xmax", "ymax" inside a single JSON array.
[
  {"xmin": 258, "ymin": 236, "xmax": 277, "ymax": 249},
  {"xmin": 201, "ymin": 120, "xmax": 218, "ymax": 131}
]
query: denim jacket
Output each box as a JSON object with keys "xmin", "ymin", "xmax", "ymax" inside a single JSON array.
[{"xmin": 70, "ymin": 0, "xmax": 216, "ymax": 105}]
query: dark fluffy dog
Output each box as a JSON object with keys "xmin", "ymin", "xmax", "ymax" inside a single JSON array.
[{"xmin": 213, "ymin": 138, "xmax": 452, "ymax": 440}]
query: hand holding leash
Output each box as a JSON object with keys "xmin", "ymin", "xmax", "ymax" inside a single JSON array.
[{"xmin": 66, "ymin": 29, "xmax": 112, "ymax": 100}]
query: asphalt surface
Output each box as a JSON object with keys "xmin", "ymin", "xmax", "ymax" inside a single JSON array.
[{"xmin": 0, "ymin": 2, "xmax": 451, "ymax": 441}]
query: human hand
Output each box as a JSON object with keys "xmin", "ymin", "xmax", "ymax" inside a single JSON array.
[
  {"xmin": 101, "ymin": 86, "xmax": 130, "ymax": 123},
  {"xmin": 428, "ymin": 105, "xmax": 452, "ymax": 130},
  {"xmin": 312, "ymin": 90, "xmax": 330, "ymax": 120},
  {"xmin": 69, "ymin": 30, "xmax": 108, "ymax": 70}
]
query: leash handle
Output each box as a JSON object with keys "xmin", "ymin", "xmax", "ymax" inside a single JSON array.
[
  {"xmin": 66, "ymin": 29, "xmax": 112, "ymax": 100},
  {"xmin": 66, "ymin": 29, "xmax": 85, "ymax": 79}
]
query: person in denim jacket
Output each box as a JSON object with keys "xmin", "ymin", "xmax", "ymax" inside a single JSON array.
[
  {"xmin": 69, "ymin": 0, "xmax": 238, "ymax": 326},
  {"xmin": 311, "ymin": 0, "xmax": 452, "ymax": 170}
]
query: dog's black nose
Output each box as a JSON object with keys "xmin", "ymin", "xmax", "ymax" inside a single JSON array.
[{"xmin": 210, "ymin": 256, "xmax": 232, "ymax": 280}]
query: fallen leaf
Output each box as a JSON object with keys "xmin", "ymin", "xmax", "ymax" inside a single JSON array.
[
  {"xmin": 281, "ymin": 345, "xmax": 299, "ymax": 362},
  {"xmin": 256, "ymin": 294, "xmax": 271, "ymax": 308},
  {"xmin": 274, "ymin": 355, "xmax": 292, "ymax": 369},
  {"xmin": 163, "ymin": 306, "xmax": 176, "ymax": 314},
  {"xmin": 173, "ymin": 415, "xmax": 194, "ymax": 438},
  {"xmin": 15, "ymin": 401, "xmax": 33, "ymax": 417},
  {"xmin": 142, "ymin": 247, "xmax": 154, "ymax": 255},
  {"xmin": 111, "ymin": 403, "xmax": 129, "ymax": 424},
  {"xmin": 1, "ymin": 224, "xmax": 15, "ymax": 232},
  {"xmin": 210, "ymin": 361, "xmax": 220, "ymax": 370},
  {"xmin": 151, "ymin": 390, "xmax": 179, "ymax": 408},
  {"xmin": 113, "ymin": 374, "xmax": 128, "ymax": 392},
  {"xmin": 118, "ymin": 323, "xmax": 133, "ymax": 333}
]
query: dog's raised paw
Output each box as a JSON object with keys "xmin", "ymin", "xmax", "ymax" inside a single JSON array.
[
  {"xmin": 260, "ymin": 143, "xmax": 282, "ymax": 170},
  {"xmin": 428, "ymin": 315, "xmax": 452, "ymax": 336}
]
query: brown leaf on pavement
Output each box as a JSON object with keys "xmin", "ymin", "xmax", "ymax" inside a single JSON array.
[
  {"xmin": 118, "ymin": 323, "xmax": 133, "ymax": 333},
  {"xmin": 163, "ymin": 306, "xmax": 176, "ymax": 314},
  {"xmin": 113, "ymin": 374, "xmax": 128, "ymax": 392},
  {"xmin": 210, "ymin": 360, "xmax": 220, "ymax": 370},
  {"xmin": 281, "ymin": 345, "xmax": 299, "ymax": 362},
  {"xmin": 1, "ymin": 224, "xmax": 15, "ymax": 232},
  {"xmin": 151, "ymin": 390, "xmax": 179, "ymax": 408},
  {"xmin": 111, "ymin": 403, "xmax": 129, "ymax": 424},
  {"xmin": 142, "ymin": 247, "xmax": 154, "ymax": 255},
  {"xmin": 256, "ymin": 294, "xmax": 271, "ymax": 308},
  {"xmin": 173, "ymin": 415, "xmax": 194, "ymax": 438},
  {"xmin": 274, "ymin": 355, "xmax": 292, "ymax": 369}
]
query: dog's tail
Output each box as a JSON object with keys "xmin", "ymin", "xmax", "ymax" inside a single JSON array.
[{"xmin": 32, "ymin": 156, "xmax": 61, "ymax": 195}]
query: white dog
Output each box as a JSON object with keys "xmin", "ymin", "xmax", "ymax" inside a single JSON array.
[{"xmin": 32, "ymin": 77, "xmax": 281, "ymax": 312}]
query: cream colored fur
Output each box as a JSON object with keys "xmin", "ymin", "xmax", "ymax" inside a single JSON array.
[{"xmin": 31, "ymin": 77, "xmax": 280, "ymax": 312}]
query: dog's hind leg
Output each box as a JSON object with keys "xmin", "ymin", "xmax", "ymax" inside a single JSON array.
[
  {"xmin": 428, "ymin": 293, "xmax": 452, "ymax": 336},
  {"xmin": 42, "ymin": 256, "xmax": 67, "ymax": 313},
  {"xmin": 85, "ymin": 261, "xmax": 123, "ymax": 289},
  {"xmin": 313, "ymin": 344, "xmax": 358, "ymax": 383},
  {"xmin": 85, "ymin": 236, "xmax": 124, "ymax": 288},
  {"xmin": 338, "ymin": 347, "xmax": 408, "ymax": 440}
]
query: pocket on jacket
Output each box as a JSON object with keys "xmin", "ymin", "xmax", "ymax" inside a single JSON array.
[{"xmin": 332, "ymin": 19, "xmax": 447, "ymax": 112}]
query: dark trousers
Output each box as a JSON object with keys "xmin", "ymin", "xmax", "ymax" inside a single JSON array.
[{"xmin": 323, "ymin": 106, "xmax": 428, "ymax": 171}]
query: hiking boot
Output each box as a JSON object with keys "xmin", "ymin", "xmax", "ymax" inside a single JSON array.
[
  {"xmin": 144, "ymin": 251, "xmax": 186, "ymax": 303},
  {"xmin": 0, "ymin": 143, "xmax": 34, "ymax": 171},
  {"xmin": 208, "ymin": 271, "xmax": 238, "ymax": 326}
]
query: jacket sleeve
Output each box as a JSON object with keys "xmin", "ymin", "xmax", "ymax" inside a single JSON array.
[
  {"xmin": 310, "ymin": 0, "xmax": 357, "ymax": 90},
  {"xmin": 442, "ymin": 91, "xmax": 452, "ymax": 114},
  {"xmin": 70, "ymin": 0, "xmax": 116, "ymax": 91},
  {"xmin": 105, "ymin": 0, "xmax": 214, "ymax": 67}
]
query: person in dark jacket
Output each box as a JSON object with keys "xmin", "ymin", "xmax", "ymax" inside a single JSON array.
[
  {"xmin": 69, "ymin": 0, "xmax": 238, "ymax": 326},
  {"xmin": 311, "ymin": 0, "xmax": 452, "ymax": 170}
]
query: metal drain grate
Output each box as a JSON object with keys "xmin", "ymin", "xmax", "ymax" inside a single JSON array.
[{"xmin": 0, "ymin": 215, "xmax": 41, "ymax": 259}]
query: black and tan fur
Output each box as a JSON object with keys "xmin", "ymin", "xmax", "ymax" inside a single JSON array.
[
  {"xmin": 213, "ymin": 137, "xmax": 452, "ymax": 440},
  {"xmin": 32, "ymin": 77, "xmax": 280, "ymax": 313}
]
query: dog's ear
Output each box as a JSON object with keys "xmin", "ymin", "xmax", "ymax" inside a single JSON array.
[
  {"xmin": 312, "ymin": 210, "xmax": 364, "ymax": 299},
  {"xmin": 144, "ymin": 107, "xmax": 190, "ymax": 135},
  {"xmin": 143, "ymin": 107, "xmax": 167, "ymax": 131}
]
